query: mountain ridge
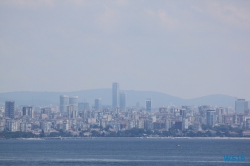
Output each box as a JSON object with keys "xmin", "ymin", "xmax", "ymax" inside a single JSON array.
[{"xmin": 0, "ymin": 89, "xmax": 244, "ymax": 108}]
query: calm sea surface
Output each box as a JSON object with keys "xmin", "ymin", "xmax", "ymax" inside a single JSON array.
[{"xmin": 0, "ymin": 138, "xmax": 249, "ymax": 166}]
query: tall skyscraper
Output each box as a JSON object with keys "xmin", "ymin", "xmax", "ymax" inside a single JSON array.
[
  {"xmin": 112, "ymin": 82, "xmax": 119, "ymax": 109},
  {"xmin": 67, "ymin": 105, "xmax": 74, "ymax": 119},
  {"xmin": 235, "ymin": 99, "xmax": 248, "ymax": 114},
  {"xmin": 180, "ymin": 109, "xmax": 186, "ymax": 119},
  {"xmin": 5, "ymin": 101, "xmax": 15, "ymax": 119},
  {"xmin": 146, "ymin": 99, "xmax": 151, "ymax": 112},
  {"xmin": 60, "ymin": 95, "xmax": 69, "ymax": 113},
  {"xmin": 22, "ymin": 106, "xmax": 33, "ymax": 118},
  {"xmin": 95, "ymin": 98, "xmax": 102, "ymax": 110},
  {"xmin": 119, "ymin": 92, "xmax": 126, "ymax": 111},
  {"xmin": 206, "ymin": 110, "xmax": 216, "ymax": 126},
  {"xmin": 69, "ymin": 96, "xmax": 78, "ymax": 111}
]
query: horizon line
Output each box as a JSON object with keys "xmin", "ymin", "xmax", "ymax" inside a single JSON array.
[{"xmin": 0, "ymin": 89, "xmax": 243, "ymax": 101}]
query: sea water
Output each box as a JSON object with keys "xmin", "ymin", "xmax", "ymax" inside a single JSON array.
[{"xmin": 0, "ymin": 138, "xmax": 249, "ymax": 165}]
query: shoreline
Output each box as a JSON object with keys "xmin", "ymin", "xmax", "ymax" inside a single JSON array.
[{"xmin": 1, "ymin": 136, "xmax": 250, "ymax": 140}]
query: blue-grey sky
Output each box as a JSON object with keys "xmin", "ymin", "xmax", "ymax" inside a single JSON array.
[{"xmin": 0, "ymin": 0, "xmax": 249, "ymax": 100}]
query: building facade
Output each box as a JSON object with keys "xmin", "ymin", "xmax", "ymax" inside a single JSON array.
[
  {"xmin": 95, "ymin": 98, "xmax": 102, "ymax": 110},
  {"xmin": 206, "ymin": 110, "xmax": 216, "ymax": 127},
  {"xmin": 5, "ymin": 101, "xmax": 15, "ymax": 119},
  {"xmin": 69, "ymin": 96, "xmax": 78, "ymax": 111},
  {"xmin": 235, "ymin": 99, "xmax": 248, "ymax": 114},
  {"xmin": 146, "ymin": 99, "xmax": 151, "ymax": 112},
  {"xmin": 60, "ymin": 95, "xmax": 69, "ymax": 113},
  {"xmin": 22, "ymin": 106, "xmax": 33, "ymax": 118},
  {"xmin": 112, "ymin": 82, "xmax": 119, "ymax": 109}
]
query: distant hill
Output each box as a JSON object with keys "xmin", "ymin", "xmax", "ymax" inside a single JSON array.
[{"xmin": 0, "ymin": 89, "xmax": 243, "ymax": 108}]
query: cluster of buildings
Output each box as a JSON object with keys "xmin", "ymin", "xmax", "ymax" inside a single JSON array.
[{"xmin": 0, "ymin": 83, "xmax": 249, "ymax": 137}]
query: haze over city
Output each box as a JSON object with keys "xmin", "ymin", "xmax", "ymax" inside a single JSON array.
[
  {"xmin": 1, "ymin": 1, "xmax": 250, "ymax": 165},
  {"xmin": 0, "ymin": 0, "xmax": 250, "ymax": 100}
]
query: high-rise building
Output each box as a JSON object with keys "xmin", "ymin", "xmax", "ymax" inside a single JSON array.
[
  {"xmin": 146, "ymin": 99, "xmax": 151, "ymax": 112},
  {"xmin": 60, "ymin": 95, "xmax": 69, "ymax": 113},
  {"xmin": 119, "ymin": 92, "xmax": 126, "ymax": 111},
  {"xmin": 206, "ymin": 110, "xmax": 216, "ymax": 127},
  {"xmin": 5, "ymin": 101, "xmax": 15, "ymax": 119},
  {"xmin": 69, "ymin": 96, "xmax": 78, "ymax": 111},
  {"xmin": 41, "ymin": 107, "xmax": 52, "ymax": 119},
  {"xmin": 67, "ymin": 105, "xmax": 73, "ymax": 119},
  {"xmin": 78, "ymin": 102, "xmax": 90, "ymax": 111},
  {"xmin": 180, "ymin": 109, "xmax": 186, "ymax": 118},
  {"xmin": 112, "ymin": 82, "xmax": 119, "ymax": 109},
  {"xmin": 235, "ymin": 99, "xmax": 248, "ymax": 114},
  {"xmin": 95, "ymin": 98, "xmax": 102, "ymax": 110},
  {"xmin": 182, "ymin": 118, "xmax": 188, "ymax": 130},
  {"xmin": 22, "ymin": 106, "xmax": 33, "ymax": 118},
  {"xmin": 41, "ymin": 107, "xmax": 52, "ymax": 115}
]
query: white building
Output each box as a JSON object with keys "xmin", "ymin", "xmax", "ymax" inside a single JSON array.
[
  {"xmin": 60, "ymin": 95, "xmax": 69, "ymax": 113},
  {"xmin": 69, "ymin": 96, "xmax": 78, "ymax": 111}
]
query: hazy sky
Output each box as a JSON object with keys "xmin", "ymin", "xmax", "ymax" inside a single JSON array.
[{"xmin": 0, "ymin": 0, "xmax": 249, "ymax": 100}]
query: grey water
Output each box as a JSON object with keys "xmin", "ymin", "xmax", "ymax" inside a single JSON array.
[{"xmin": 0, "ymin": 138, "xmax": 249, "ymax": 166}]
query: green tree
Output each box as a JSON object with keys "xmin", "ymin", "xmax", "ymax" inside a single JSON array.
[{"xmin": 91, "ymin": 130, "xmax": 100, "ymax": 137}]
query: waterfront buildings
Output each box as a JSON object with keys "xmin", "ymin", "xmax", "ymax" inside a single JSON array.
[
  {"xmin": 0, "ymin": 89, "xmax": 249, "ymax": 137},
  {"xmin": 5, "ymin": 101, "xmax": 15, "ymax": 119},
  {"xmin": 206, "ymin": 110, "xmax": 216, "ymax": 127},
  {"xmin": 22, "ymin": 106, "xmax": 33, "ymax": 118},
  {"xmin": 60, "ymin": 95, "xmax": 78, "ymax": 113}
]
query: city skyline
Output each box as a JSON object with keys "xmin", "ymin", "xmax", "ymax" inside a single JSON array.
[
  {"xmin": 1, "ymin": 92, "xmax": 250, "ymax": 137},
  {"xmin": 1, "ymin": 1, "xmax": 249, "ymax": 164},
  {"xmin": 1, "ymin": 82, "xmax": 250, "ymax": 139}
]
